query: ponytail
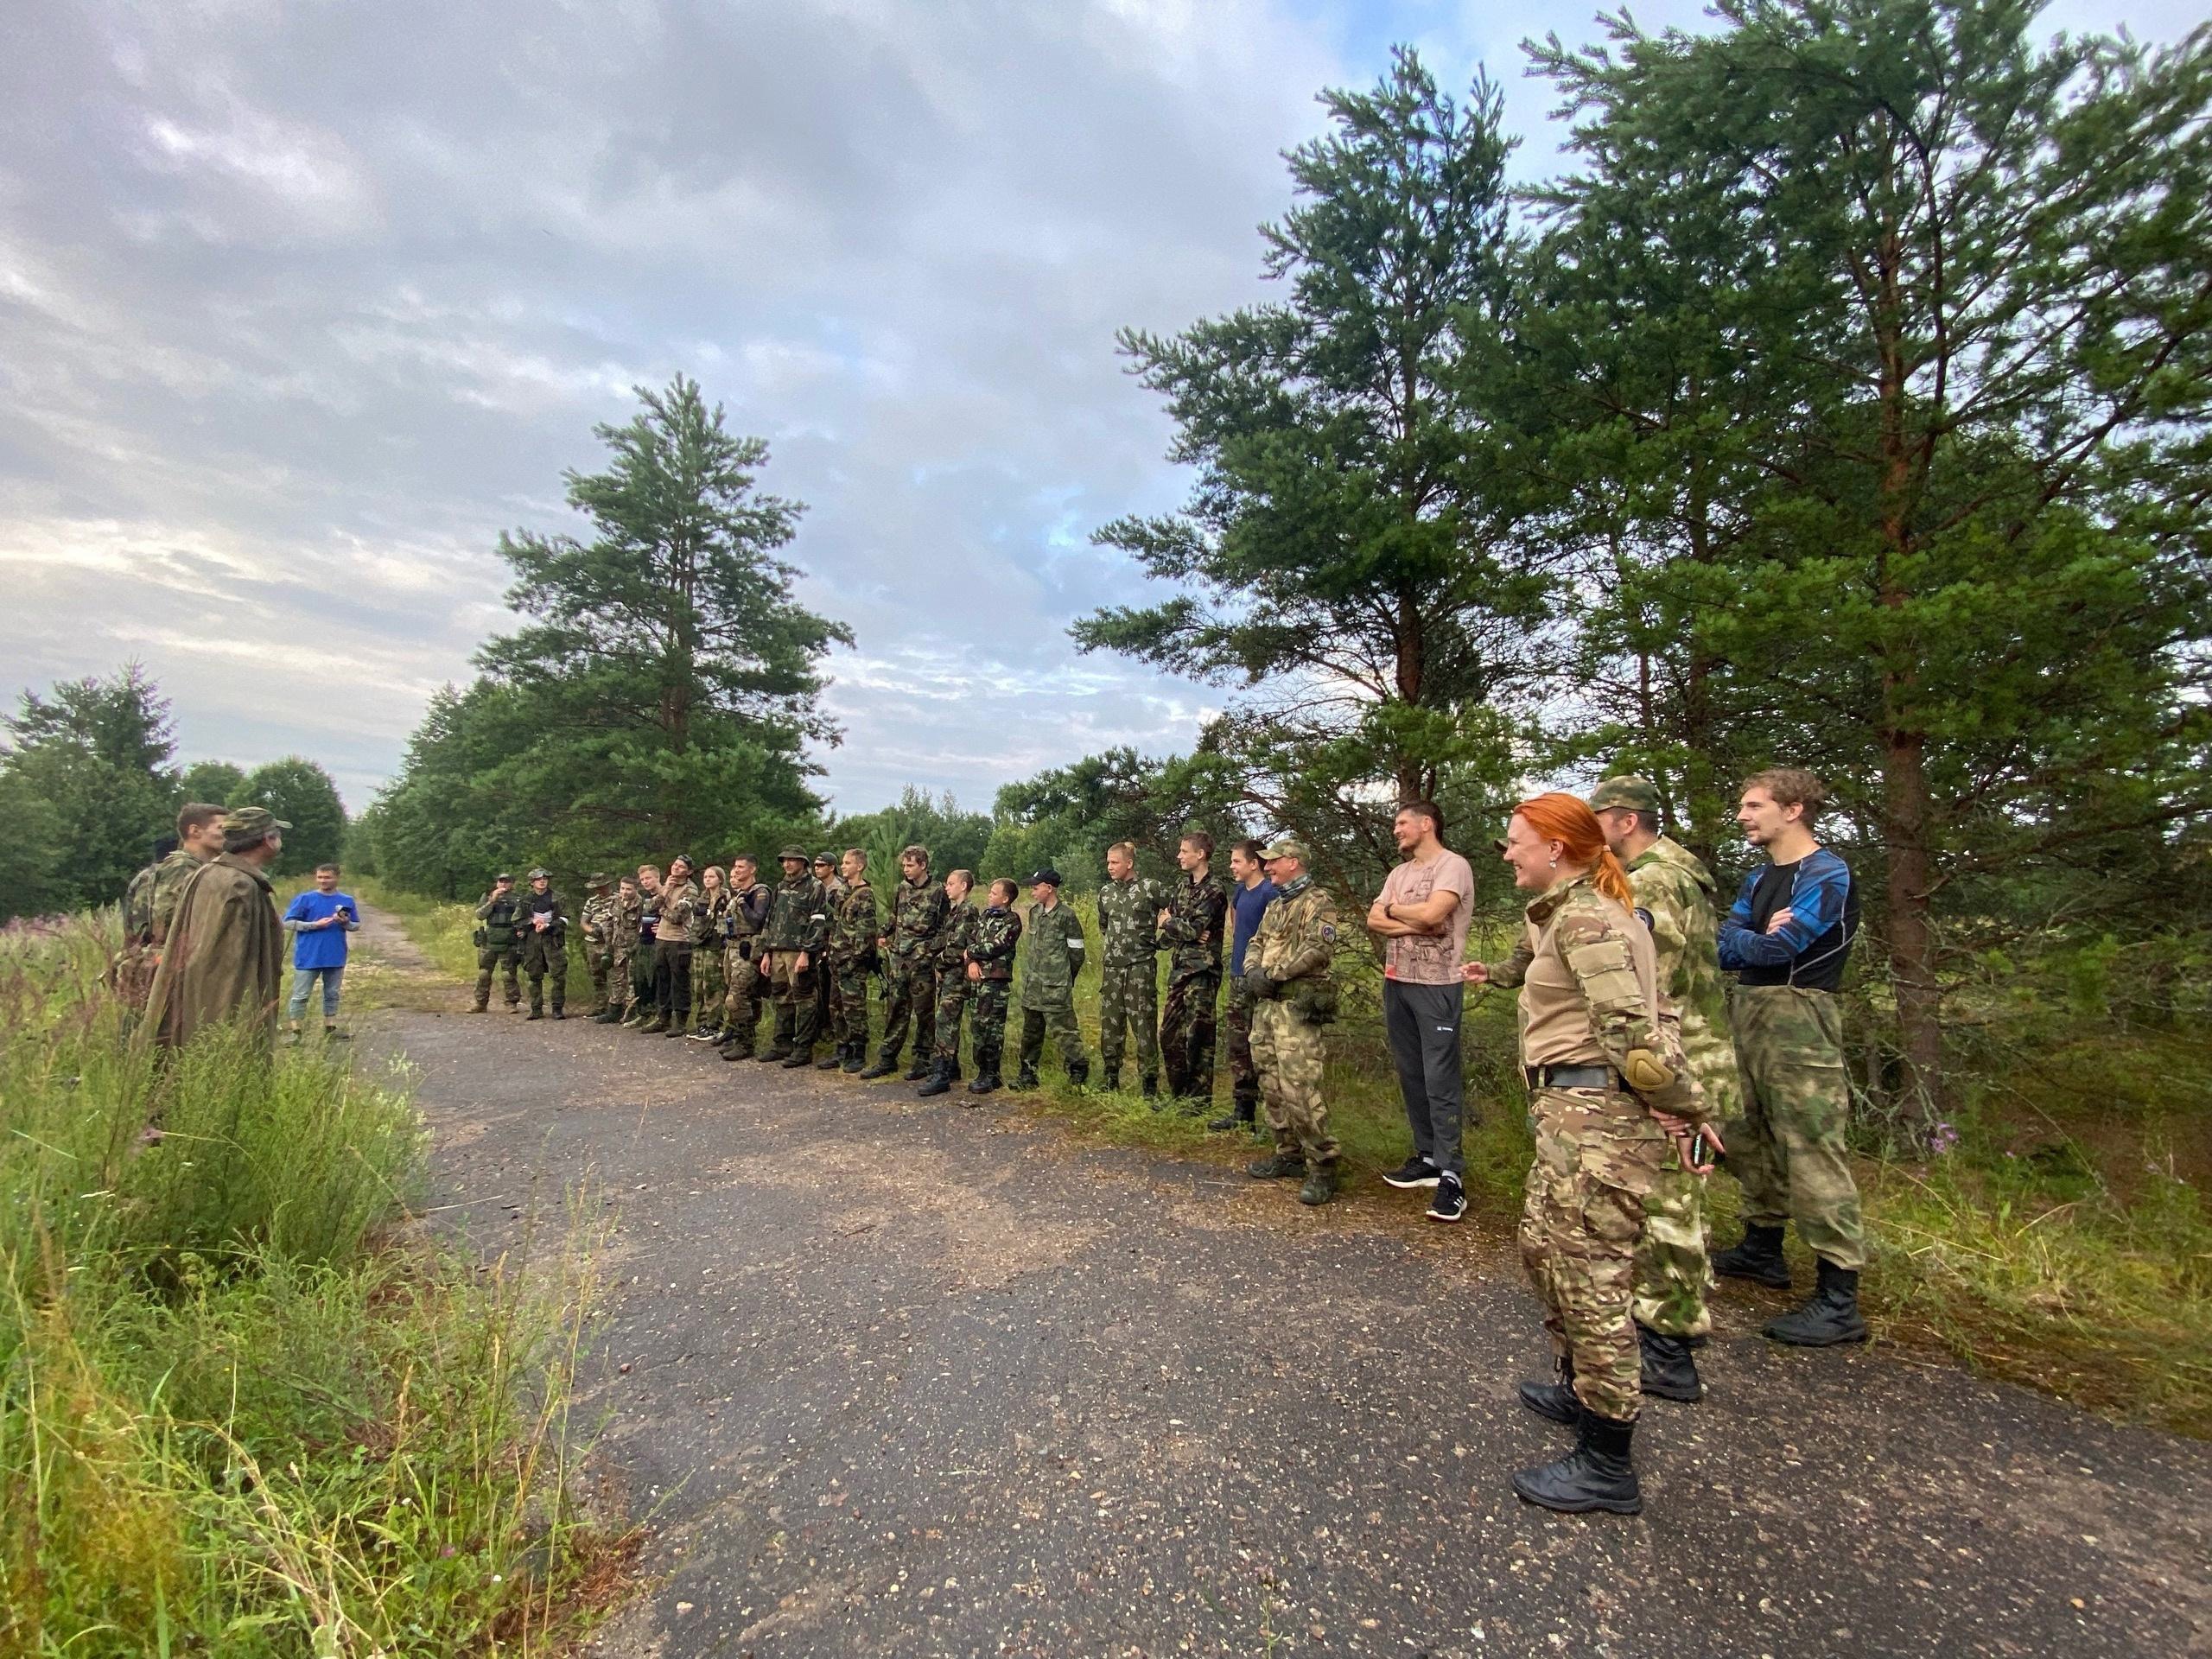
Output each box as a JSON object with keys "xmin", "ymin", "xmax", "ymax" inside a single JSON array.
[{"xmin": 1512, "ymin": 792, "xmax": 1636, "ymax": 908}]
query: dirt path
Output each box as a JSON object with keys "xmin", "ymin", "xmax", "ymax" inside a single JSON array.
[{"xmin": 353, "ymin": 905, "xmax": 2212, "ymax": 1658}]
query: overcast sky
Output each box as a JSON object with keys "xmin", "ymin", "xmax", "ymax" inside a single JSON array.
[{"xmin": 3, "ymin": 0, "xmax": 2196, "ymax": 815}]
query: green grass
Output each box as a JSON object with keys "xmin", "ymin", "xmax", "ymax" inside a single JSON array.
[{"xmin": 0, "ymin": 913, "xmax": 629, "ymax": 1656}]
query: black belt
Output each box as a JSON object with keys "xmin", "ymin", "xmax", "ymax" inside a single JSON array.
[{"xmin": 1527, "ymin": 1064, "xmax": 1623, "ymax": 1091}]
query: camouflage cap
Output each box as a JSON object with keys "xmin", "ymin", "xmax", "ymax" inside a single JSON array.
[
  {"xmin": 587, "ymin": 871, "xmax": 613, "ymax": 887},
  {"xmin": 1260, "ymin": 836, "xmax": 1309, "ymax": 863},
  {"xmin": 1027, "ymin": 868, "xmax": 1063, "ymax": 887},
  {"xmin": 527, "ymin": 866, "xmax": 550, "ymax": 880},
  {"xmin": 1588, "ymin": 775, "xmax": 1662, "ymax": 817},
  {"xmin": 494, "ymin": 871, "xmax": 515, "ymax": 883},
  {"xmin": 220, "ymin": 804, "xmax": 291, "ymax": 845},
  {"xmin": 778, "ymin": 844, "xmax": 810, "ymax": 863}
]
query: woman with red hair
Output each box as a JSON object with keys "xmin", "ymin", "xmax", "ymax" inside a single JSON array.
[{"xmin": 1464, "ymin": 791, "xmax": 1718, "ymax": 1515}]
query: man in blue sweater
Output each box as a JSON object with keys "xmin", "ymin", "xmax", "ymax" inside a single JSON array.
[
  {"xmin": 283, "ymin": 862, "xmax": 360, "ymax": 1041},
  {"xmin": 1712, "ymin": 768, "xmax": 1867, "ymax": 1346}
]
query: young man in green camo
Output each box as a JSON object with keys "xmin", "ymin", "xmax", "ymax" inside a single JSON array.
[
  {"xmin": 1013, "ymin": 868, "xmax": 1089, "ymax": 1090},
  {"xmin": 471, "ymin": 872, "xmax": 526, "ymax": 1013},
  {"xmin": 1592, "ymin": 775, "xmax": 1739, "ymax": 1402},
  {"xmin": 1158, "ymin": 831, "xmax": 1228, "ymax": 1108},
  {"xmin": 517, "ymin": 868, "xmax": 569, "ymax": 1020},
  {"xmin": 579, "ymin": 873, "xmax": 620, "ymax": 1018},
  {"xmin": 621, "ymin": 867, "xmax": 660, "ymax": 1025},
  {"xmin": 812, "ymin": 853, "xmax": 844, "ymax": 1054},
  {"xmin": 864, "ymin": 845, "xmax": 950, "ymax": 1081},
  {"xmin": 963, "ymin": 879, "xmax": 1023, "ymax": 1096},
  {"xmin": 918, "ymin": 868, "xmax": 980, "ymax": 1097},
  {"xmin": 821, "ymin": 849, "xmax": 879, "ymax": 1073},
  {"xmin": 753, "ymin": 846, "xmax": 829, "ymax": 1067},
  {"xmin": 715, "ymin": 856, "xmax": 773, "ymax": 1054},
  {"xmin": 1242, "ymin": 838, "xmax": 1343, "ymax": 1206},
  {"xmin": 1095, "ymin": 842, "xmax": 1164, "ymax": 1096}
]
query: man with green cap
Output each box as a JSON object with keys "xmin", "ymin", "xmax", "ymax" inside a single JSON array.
[
  {"xmin": 142, "ymin": 804, "xmax": 289, "ymax": 1052},
  {"xmin": 518, "ymin": 868, "xmax": 569, "ymax": 1020},
  {"xmin": 472, "ymin": 872, "xmax": 527, "ymax": 1013},
  {"xmin": 1591, "ymin": 775, "xmax": 1739, "ymax": 1402},
  {"xmin": 579, "ymin": 873, "xmax": 620, "ymax": 1018},
  {"xmin": 1013, "ymin": 868, "xmax": 1090, "ymax": 1090},
  {"xmin": 1243, "ymin": 837, "xmax": 1344, "ymax": 1206},
  {"xmin": 754, "ymin": 846, "xmax": 829, "ymax": 1065},
  {"xmin": 812, "ymin": 852, "xmax": 847, "ymax": 1055}
]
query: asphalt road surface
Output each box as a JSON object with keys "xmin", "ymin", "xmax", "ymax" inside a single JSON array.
[{"xmin": 361, "ymin": 914, "xmax": 2212, "ymax": 1658}]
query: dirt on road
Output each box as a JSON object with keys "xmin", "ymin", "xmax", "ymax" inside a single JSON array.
[{"xmin": 353, "ymin": 905, "xmax": 2212, "ymax": 1658}]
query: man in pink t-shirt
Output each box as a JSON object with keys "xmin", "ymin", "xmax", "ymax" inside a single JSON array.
[{"xmin": 1366, "ymin": 801, "xmax": 1475, "ymax": 1220}]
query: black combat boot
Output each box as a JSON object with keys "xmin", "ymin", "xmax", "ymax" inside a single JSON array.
[
  {"xmin": 1518, "ymin": 1353, "xmax": 1580, "ymax": 1425},
  {"xmin": 859, "ymin": 1047, "xmax": 899, "ymax": 1080},
  {"xmin": 721, "ymin": 1039, "xmax": 754, "ymax": 1062},
  {"xmin": 967, "ymin": 1071, "xmax": 1001, "ymax": 1097},
  {"xmin": 903, "ymin": 1057, "xmax": 932, "ymax": 1082},
  {"xmin": 841, "ymin": 1041, "xmax": 867, "ymax": 1074},
  {"xmin": 917, "ymin": 1062, "xmax": 954, "ymax": 1098},
  {"xmin": 524, "ymin": 1007, "xmax": 543, "ymax": 1021},
  {"xmin": 1637, "ymin": 1324, "xmax": 1704, "ymax": 1402},
  {"xmin": 1512, "ymin": 1408, "xmax": 1642, "ymax": 1516},
  {"xmin": 815, "ymin": 1046, "xmax": 844, "ymax": 1070},
  {"xmin": 1298, "ymin": 1162, "xmax": 1338, "ymax": 1206},
  {"xmin": 550, "ymin": 1007, "xmax": 565, "ymax": 1020},
  {"xmin": 1141, "ymin": 1076, "xmax": 1160, "ymax": 1100},
  {"xmin": 1245, "ymin": 1151, "xmax": 1306, "ymax": 1180},
  {"xmin": 780, "ymin": 1046, "xmax": 815, "ymax": 1069},
  {"xmin": 1009, "ymin": 1071, "xmax": 1039, "ymax": 1092},
  {"xmin": 1712, "ymin": 1223, "xmax": 1794, "ymax": 1288},
  {"xmin": 1066, "ymin": 1059, "xmax": 1090, "ymax": 1092},
  {"xmin": 1764, "ymin": 1257, "xmax": 1870, "ymax": 1346}
]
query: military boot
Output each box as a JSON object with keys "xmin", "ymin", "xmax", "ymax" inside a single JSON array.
[
  {"xmin": 1518, "ymin": 1353, "xmax": 1580, "ymax": 1425},
  {"xmin": 903, "ymin": 1056, "xmax": 932, "ymax": 1082},
  {"xmin": 757, "ymin": 1043, "xmax": 791, "ymax": 1064},
  {"xmin": 815, "ymin": 1046, "xmax": 844, "ymax": 1071},
  {"xmin": 1712, "ymin": 1223, "xmax": 1793, "ymax": 1288},
  {"xmin": 859, "ymin": 1047, "xmax": 900, "ymax": 1080},
  {"xmin": 638, "ymin": 1014, "xmax": 667, "ymax": 1034},
  {"xmin": 550, "ymin": 1007, "xmax": 565, "ymax": 1020},
  {"xmin": 1065, "ymin": 1059, "xmax": 1090, "ymax": 1092},
  {"xmin": 780, "ymin": 1046, "xmax": 815, "ymax": 1069},
  {"xmin": 1009, "ymin": 1070, "xmax": 1039, "ymax": 1092},
  {"xmin": 1512, "ymin": 1408, "xmax": 1641, "ymax": 1516},
  {"xmin": 842, "ymin": 1041, "xmax": 868, "ymax": 1074},
  {"xmin": 917, "ymin": 1062, "xmax": 955, "ymax": 1098},
  {"xmin": 721, "ymin": 1034, "xmax": 756, "ymax": 1061},
  {"xmin": 1637, "ymin": 1324, "xmax": 1705, "ymax": 1402},
  {"xmin": 470, "ymin": 1000, "xmax": 488, "ymax": 1014},
  {"xmin": 1298, "ymin": 1162, "xmax": 1339, "ymax": 1206},
  {"xmin": 594, "ymin": 1003, "xmax": 623, "ymax": 1024},
  {"xmin": 620, "ymin": 1005, "xmax": 648, "ymax": 1028},
  {"xmin": 525, "ymin": 1005, "xmax": 543, "ymax": 1021},
  {"xmin": 1245, "ymin": 1151, "xmax": 1306, "ymax": 1180},
  {"xmin": 1764, "ymin": 1258, "xmax": 1870, "ymax": 1346},
  {"xmin": 1099, "ymin": 1065, "xmax": 1122, "ymax": 1096},
  {"xmin": 967, "ymin": 1071, "xmax": 1001, "ymax": 1097}
]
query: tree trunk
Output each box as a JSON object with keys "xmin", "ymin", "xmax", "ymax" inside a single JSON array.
[{"xmin": 1879, "ymin": 728, "xmax": 1944, "ymax": 1124}]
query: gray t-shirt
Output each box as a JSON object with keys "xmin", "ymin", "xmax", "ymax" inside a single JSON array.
[{"xmin": 1378, "ymin": 849, "xmax": 1473, "ymax": 985}]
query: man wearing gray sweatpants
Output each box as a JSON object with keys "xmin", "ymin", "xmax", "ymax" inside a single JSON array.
[{"xmin": 1366, "ymin": 802, "xmax": 1476, "ymax": 1222}]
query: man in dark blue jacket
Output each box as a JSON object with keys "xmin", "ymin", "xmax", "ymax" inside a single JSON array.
[{"xmin": 1210, "ymin": 838, "xmax": 1279, "ymax": 1133}]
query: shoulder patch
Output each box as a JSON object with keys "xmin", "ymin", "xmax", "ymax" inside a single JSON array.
[
  {"xmin": 1635, "ymin": 906, "xmax": 1655, "ymax": 933},
  {"xmin": 1319, "ymin": 923, "xmax": 1337, "ymax": 942}
]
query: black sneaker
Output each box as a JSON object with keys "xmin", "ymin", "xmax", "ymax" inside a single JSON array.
[
  {"xmin": 1426, "ymin": 1174, "xmax": 1466, "ymax": 1223},
  {"xmin": 1383, "ymin": 1157, "xmax": 1440, "ymax": 1190}
]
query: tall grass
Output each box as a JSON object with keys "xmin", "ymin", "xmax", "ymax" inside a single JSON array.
[{"xmin": 0, "ymin": 914, "xmax": 626, "ymax": 1656}]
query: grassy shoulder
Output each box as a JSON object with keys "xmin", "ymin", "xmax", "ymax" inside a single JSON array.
[
  {"xmin": 369, "ymin": 882, "xmax": 2212, "ymax": 1437},
  {"xmin": 0, "ymin": 914, "xmax": 632, "ymax": 1656}
]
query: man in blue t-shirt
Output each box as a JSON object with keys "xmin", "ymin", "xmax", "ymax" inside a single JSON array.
[
  {"xmin": 282, "ymin": 862, "xmax": 360, "ymax": 1041},
  {"xmin": 1209, "ymin": 837, "xmax": 1281, "ymax": 1134},
  {"xmin": 1712, "ymin": 768, "xmax": 1868, "ymax": 1348}
]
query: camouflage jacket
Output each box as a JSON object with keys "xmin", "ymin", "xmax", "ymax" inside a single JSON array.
[
  {"xmin": 1096, "ymin": 874, "xmax": 1165, "ymax": 969},
  {"xmin": 1248, "ymin": 874, "xmax": 1337, "ymax": 988},
  {"xmin": 611, "ymin": 888, "xmax": 644, "ymax": 954},
  {"xmin": 725, "ymin": 881, "xmax": 772, "ymax": 942},
  {"xmin": 887, "ymin": 876, "xmax": 951, "ymax": 959},
  {"xmin": 475, "ymin": 890, "xmax": 527, "ymax": 948},
  {"xmin": 1159, "ymin": 868, "xmax": 1227, "ymax": 981},
  {"xmin": 969, "ymin": 905, "xmax": 1022, "ymax": 981},
  {"xmin": 690, "ymin": 884, "xmax": 727, "ymax": 947},
  {"xmin": 1484, "ymin": 874, "xmax": 1701, "ymax": 1121},
  {"xmin": 1018, "ymin": 899, "xmax": 1087, "ymax": 1009},
  {"xmin": 829, "ymin": 878, "xmax": 879, "ymax": 964},
  {"xmin": 762, "ymin": 873, "xmax": 829, "ymax": 954},
  {"xmin": 655, "ymin": 878, "xmax": 699, "ymax": 944},
  {"xmin": 934, "ymin": 902, "xmax": 980, "ymax": 973},
  {"xmin": 1626, "ymin": 836, "xmax": 1739, "ymax": 1117},
  {"xmin": 124, "ymin": 861, "xmax": 159, "ymax": 944},
  {"xmin": 581, "ymin": 891, "xmax": 620, "ymax": 952},
  {"xmin": 149, "ymin": 849, "xmax": 203, "ymax": 946}
]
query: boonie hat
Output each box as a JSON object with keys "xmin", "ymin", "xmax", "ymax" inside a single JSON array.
[
  {"xmin": 527, "ymin": 866, "xmax": 550, "ymax": 880},
  {"xmin": 1260, "ymin": 836, "xmax": 1308, "ymax": 863},
  {"xmin": 220, "ymin": 804, "xmax": 291, "ymax": 845},
  {"xmin": 779, "ymin": 844, "xmax": 810, "ymax": 862},
  {"xmin": 1028, "ymin": 868, "xmax": 1063, "ymax": 887},
  {"xmin": 587, "ymin": 871, "xmax": 612, "ymax": 887},
  {"xmin": 1588, "ymin": 775, "xmax": 1662, "ymax": 817}
]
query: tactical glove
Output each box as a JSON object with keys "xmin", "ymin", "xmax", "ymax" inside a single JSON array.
[{"xmin": 1244, "ymin": 969, "xmax": 1281, "ymax": 1000}]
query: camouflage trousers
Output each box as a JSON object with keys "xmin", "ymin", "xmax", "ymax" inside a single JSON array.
[
  {"xmin": 474, "ymin": 944, "xmax": 521, "ymax": 1010},
  {"xmin": 1249, "ymin": 999, "xmax": 1337, "ymax": 1166},
  {"xmin": 608, "ymin": 945, "xmax": 636, "ymax": 1012},
  {"xmin": 1097, "ymin": 960, "xmax": 1159, "ymax": 1086},
  {"xmin": 584, "ymin": 948, "xmax": 615, "ymax": 1014},
  {"xmin": 878, "ymin": 956, "xmax": 938, "ymax": 1063},
  {"xmin": 1224, "ymin": 978, "xmax": 1259, "ymax": 1117},
  {"xmin": 969, "ymin": 980, "xmax": 1012, "ymax": 1078},
  {"xmin": 1632, "ymin": 1154, "xmax": 1713, "ymax": 1339},
  {"xmin": 1017, "ymin": 997, "xmax": 1086, "ymax": 1083},
  {"xmin": 931, "ymin": 969, "xmax": 971, "ymax": 1071},
  {"xmin": 693, "ymin": 944, "xmax": 726, "ymax": 1023},
  {"xmin": 520, "ymin": 934, "xmax": 567, "ymax": 1014},
  {"xmin": 1727, "ymin": 985, "xmax": 1866, "ymax": 1271},
  {"xmin": 1519, "ymin": 1085, "xmax": 1669, "ymax": 1423},
  {"xmin": 768, "ymin": 956, "xmax": 821, "ymax": 1056},
  {"xmin": 830, "ymin": 957, "xmax": 872, "ymax": 1049},
  {"xmin": 1161, "ymin": 969, "xmax": 1221, "ymax": 1101},
  {"xmin": 721, "ymin": 949, "xmax": 766, "ymax": 1052}
]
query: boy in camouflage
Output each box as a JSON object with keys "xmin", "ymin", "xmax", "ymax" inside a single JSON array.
[
  {"xmin": 1158, "ymin": 833, "xmax": 1228, "ymax": 1105},
  {"xmin": 715, "ymin": 857, "xmax": 772, "ymax": 1055},
  {"xmin": 865, "ymin": 846, "xmax": 951, "ymax": 1080},
  {"xmin": 579, "ymin": 874, "xmax": 620, "ymax": 1017},
  {"xmin": 754, "ymin": 847, "xmax": 829, "ymax": 1066},
  {"xmin": 1591, "ymin": 777, "xmax": 1740, "ymax": 1402},
  {"xmin": 963, "ymin": 880, "xmax": 1023, "ymax": 1096},
  {"xmin": 822, "ymin": 849, "xmax": 878, "ymax": 1072},
  {"xmin": 1241, "ymin": 839, "xmax": 1341, "ymax": 1206},
  {"xmin": 919, "ymin": 868, "xmax": 979, "ymax": 1096},
  {"xmin": 1014, "ymin": 869, "xmax": 1089, "ymax": 1089},
  {"xmin": 1095, "ymin": 842, "xmax": 1164, "ymax": 1096}
]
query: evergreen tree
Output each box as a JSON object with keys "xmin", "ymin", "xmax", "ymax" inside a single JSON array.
[
  {"xmin": 177, "ymin": 760, "xmax": 248, "ymax": 807},
  {"xmin": 0, "ymin": 664, "xmax": 178, "ymax": 912},
  {"xmin": 241, "ymin": 757, "xmax": 348, "ymax": 876},
  {"xmin": 833, "ymin": 786, "xmax": 993, "ymax": 889}
]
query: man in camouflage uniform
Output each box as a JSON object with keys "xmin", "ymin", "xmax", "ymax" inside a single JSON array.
[
  {"xmin": 813, "ymin": 853, "xmax": 844, "ymax": 1054},
  {"xmin": 472, "ymin": 873, "xmax": 526, "ymax": 1012},
  {"xmin": 1242, "ymin": 839, "xmax": 1342, "ymax": 1206},
  {"xmin": 579, "ymin": 874, "xmax": 620, "ymax": 1017},
  {"xmin": 964, "ymin": 879, "xmax": 1023, "ymax": 1096},
  {"xmin": 124, "ymin": 835, "xmax": 177, "ymax": 945},
  {"xmin": 919, "ymin": 868, "xmax": 980, "ymax": 1096},
  {"xmin": 622, "ymin": 867, "xmax": 662, "ymax": 1026},
  {"xmin": 863, "ymin": 845, "xmax": 951, "ymax": 1081},
  {"xmin": 135, "ymin": 803, "xmax": 226, "ymax": 953},
  {"xmin": 601, "ymin": 874, "xmax": 643, "ymax": 1023},
  {"xmin": 1014, "ymin": 868, "xmax": 1089, "ymax": 1089},
  {"xmin": 754, "ymin": 846, "xmax": 829, "ymax": 1067},
  {"xmin": 715, "ymin": 855, "xmax": 774, "ymax": 1057},
  {"xmin": 518, "ymin": 867, "xmax": 569, "ymax": 1020},
  {"xmin": 1592, "ymin": 777, "xmax": 1740, "ymax": 1402},
  {"xmin": 1158, "ymin": 831, "xmax": 1229, "ymax": 1108},
  {"xmin": 821, "ymin": 849, "xmax": 878, "ymax": 1073},
  {"xmin": 1094, "ymin": 842, "xmax": 1163, "ymax": 1096}
]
